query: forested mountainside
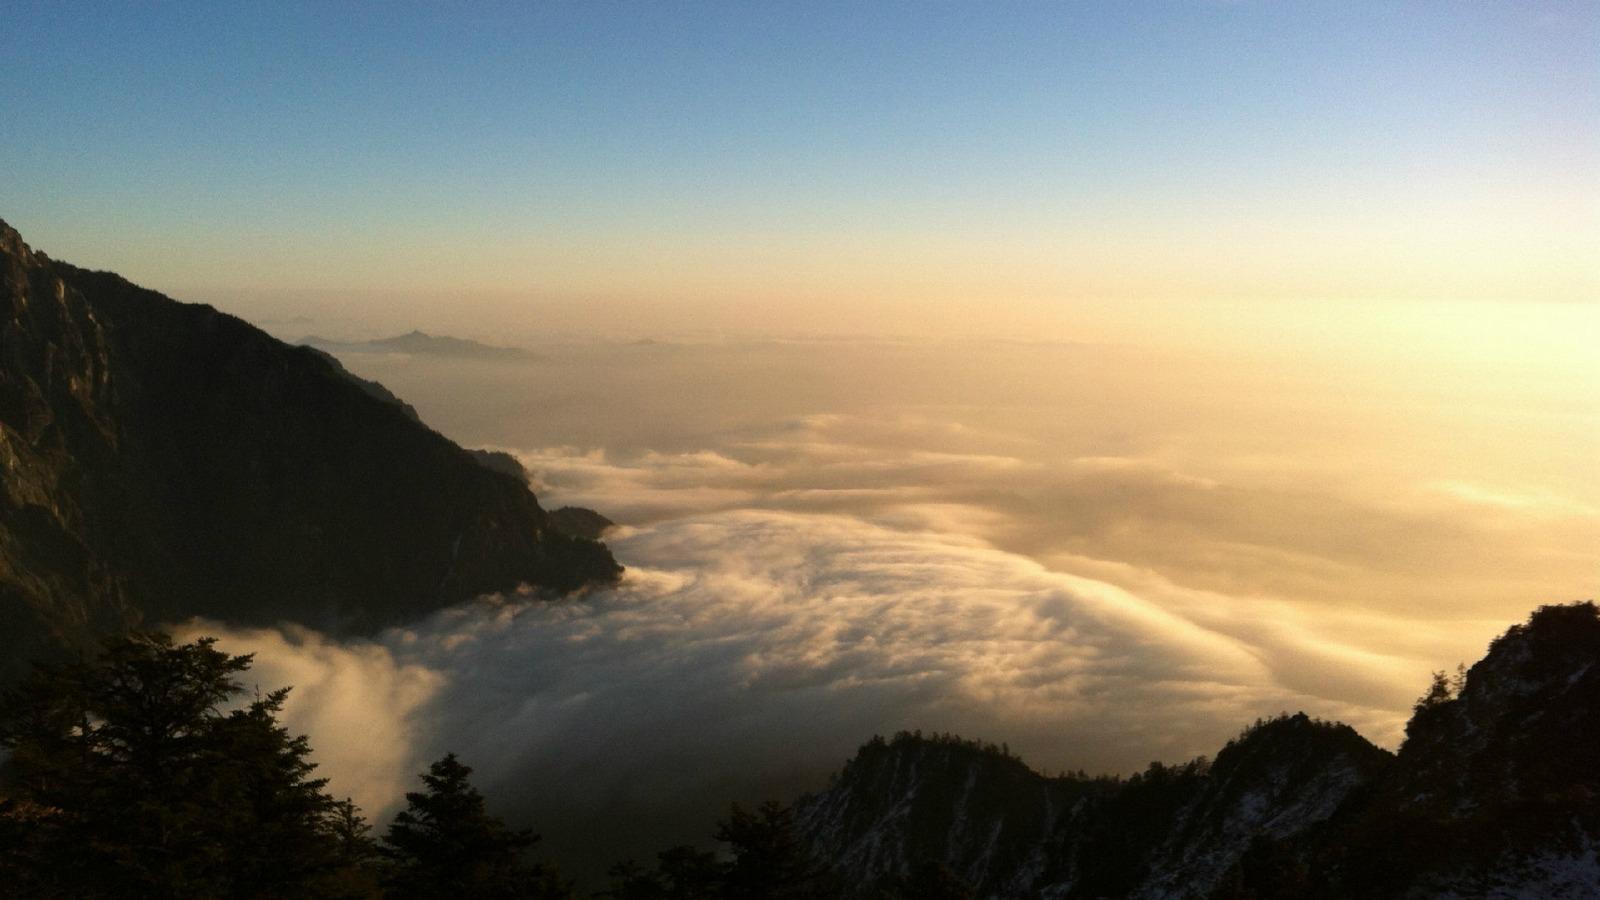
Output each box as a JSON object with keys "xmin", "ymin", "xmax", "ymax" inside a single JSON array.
[
  {"xmin": 795, "ymin": 602, "xmax": 1600, "ymax": 900},
  {"xmin": 0, "ymin": 218, "xmax": 619, "ymax": 679}
]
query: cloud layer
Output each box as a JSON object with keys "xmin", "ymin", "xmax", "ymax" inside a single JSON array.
[
  {"xmin": 179, "ymin": 337, "xmax": 1595, "ymax": 883},
  {"xmin": 512, "ymin": 409, "xmax": 1597, "ymax": 619},
  {"xmin": 186, "ymin": 506, "xmax": 1408, "ymax": 881}
]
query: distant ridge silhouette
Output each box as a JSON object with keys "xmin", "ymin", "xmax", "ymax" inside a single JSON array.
[{"xmin": 299, "ymin": 330, "xmax": 539, "ymax": 360}]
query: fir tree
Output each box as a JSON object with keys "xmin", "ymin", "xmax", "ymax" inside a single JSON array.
[
  {"xmin": 600, "ymin": 845, "xmax": 721, "ymax": 900},
  {"xmin": 0, "ymin": 632, "xmax": 365, "ymax": 898},
  {"xmin": 381, "ymin": 753, "xmax": 571, "ymax": 899},
  {"xmin": 716, "ymin": 801, "xmax": 832, "ymax": 900}
]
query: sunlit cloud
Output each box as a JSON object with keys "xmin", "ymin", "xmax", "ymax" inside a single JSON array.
[
  {"xmin": 511, "ymin": 409, "xmax": 1597, "ymax": 623},
  {"xmin": 172, "ymin": 622, "xmax": 445, "ymax": 817},
  {"xmin": 184, "ymin": 506, "xmax": 1404, "ymax": 879},
  {"xmin": 1427, "ymin": 480, "xmax": 1600, "ymax": 520}
]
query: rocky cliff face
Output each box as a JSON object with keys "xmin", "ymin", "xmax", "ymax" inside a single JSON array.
[
  {"xmin": 1127, "ymin": 714, "xmax": 1391, "ymax": 900},
  {"xmin": 796, "ymin": 603, "xmax": 1599, "ymax": 900},
  {"xmin": 798, "ymin": 718, "xmax": 1384, "ymax": 900},
  {"xmin": 1216, "ymin": 601, "xmax": 1600, "ymax": 900},
  {"xmin": 797, "ymin": 734, "xmax": 1105, "ymax": 897},
  {"xmin": 0, "ymin": 219, "xmax": 620, "ymax": 678},
  {"xmin": 0, "ymin": 222, "xmax": 137, "ymax": 673}
]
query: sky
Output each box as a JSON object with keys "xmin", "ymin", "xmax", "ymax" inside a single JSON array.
[
  {"xmin": 4, "ymin": 2, "xmax": 1597, "ymax": 883},
  {"xmin": 3, "ymin": 0, "xmax": 1597, "ymax": 337}
]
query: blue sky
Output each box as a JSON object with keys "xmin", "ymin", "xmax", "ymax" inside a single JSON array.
[{"xmin": 2, "ymin": 1, "xmax": 1595, "ymax": 317}]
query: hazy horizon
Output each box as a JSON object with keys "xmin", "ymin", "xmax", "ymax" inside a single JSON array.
[{"xmin": 5, "ymin": 2, "xmax": 1596, "ymax": 315}]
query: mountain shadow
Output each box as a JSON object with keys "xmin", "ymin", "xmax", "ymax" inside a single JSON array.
[{"xmin": 0, "ymin": 218, "xmax": 620, "ymax": 680}]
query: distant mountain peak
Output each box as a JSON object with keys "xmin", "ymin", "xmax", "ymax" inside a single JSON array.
[
  {"xmin": 299, "ymin": 330, "xmax": 539, "ymax": 361},
  {"xmin": 0, "ymin": 217, "xmax": 24, "ymax": 252}
]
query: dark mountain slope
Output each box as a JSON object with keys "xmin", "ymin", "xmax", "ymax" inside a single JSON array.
[
  {"xmin": 798, "ymin": 718, "xmax": 1385, "ymax": 899},
  {"xmin": 546, "ymin": 506, "xmax": 615, "ymax": 540},
  {"xmin": 1, "ymin": 224, "xmax": 136, "ymax": 672},
  {"xmin": 0, "ymin": 219, "xmax": 619, "ymax": 677},
  {"xmin": 797, "ymin": 734, "xmax": 1107, "ymax": 897},
  {"xmin": 302, "ymin": 345, "xmax": 423, "ymax": 423},
  {"xmin": 797, "ymin": 603, "xmax": 1597, "ymax": 899},
  {"xmin": 1217, "ymin": 601, "xmax": 1600, "ymax": 899},
  {"xmin": 1133, "ymin": 714, "xmax": 1391, "ymax": 899}
]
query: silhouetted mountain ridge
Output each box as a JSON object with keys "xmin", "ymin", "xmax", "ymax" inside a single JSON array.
[
  {"xmin": 300, "ymin": 330, "xmax": 538, "ymax": 360},
  {"xmin": 303, "ymin": 345, "xmax": 423, "ymax": 422},
  {"xmin": 796, "ymin": 602, "xmax": 1600, "ymax": 899},
  {"xmin": 0, "ymin": 219, "xmax": 619, "ymax": 680}
]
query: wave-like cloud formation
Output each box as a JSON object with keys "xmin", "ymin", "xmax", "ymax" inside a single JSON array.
[
  {"xmin": 179, "ymin": 334, "xmax": 1594, "ymax": 886},
  {"xmin": 184, "ymin": 506, "xmax": 1404, "ymax": 880},
  {"xmin": 522, "ymin": 407, "xmax": 1600, "ymax": 708}
]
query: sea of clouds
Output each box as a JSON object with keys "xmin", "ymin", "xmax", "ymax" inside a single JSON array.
[
  {"xmin": 182, "ymin": 338, "xmax": 1595, "ymax": 881},
  {"xmin": 186, "ymin": 506, "xmax": 1361, "ymax": 877}
]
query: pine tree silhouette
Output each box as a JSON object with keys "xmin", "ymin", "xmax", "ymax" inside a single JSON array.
[
  {"xmin": 0, "ymin": 632, "xmax": 363, "ymax": 898},
  {"xmin": 381, "ymin": 753, "xmax": 571, "ymax": 899}
]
